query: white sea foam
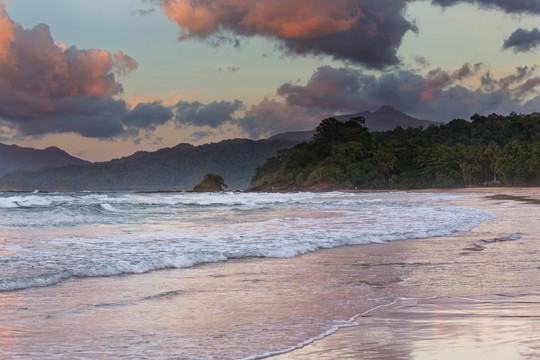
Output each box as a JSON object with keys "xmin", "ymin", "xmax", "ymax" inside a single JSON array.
[
  {"xmin": 0, "ymin": 191, "xmax": 496, "ymax": 291},
  {"xmin": 100, "ymin": 203, "xmax": 121, "ymax": 212}
]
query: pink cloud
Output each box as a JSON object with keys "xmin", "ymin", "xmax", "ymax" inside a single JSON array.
[
  {"xmin": 0, "ymin": 21, "xmax": 137, "ymax": 99},
  {"xmin": 159, "ymin": 0, "xmax": 416, "ymax": 68},
  {"xmin": 0, "ymin": 5, "xmax": 171, "ymax": 139},
  {"xmin": 420, "ymin": 90, "xmax": 437, "ymax": 102},
  {"xmin": 113, "ymin": 51, "xmax": 139, "ymax": 77},
  {"xmin": 161, "ymin": 0, "xmax": 362, "ymax": 39},
  {"xmin": 514, "ymin": 77, "xmax": 540, "ymax": 97},
  {"xmin": 0, "ymin": 3, "xmax": 16, "ymax": 60},
  {"xmin": 425, "ymin": 69, "xmax": 451, "ymax": 89},
  {"xmin": 240, "ymin": 0, "xmax": 362, "ymax": 38}
]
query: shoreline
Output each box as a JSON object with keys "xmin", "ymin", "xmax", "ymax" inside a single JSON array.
[
  {"xmin": 269, "ymin": 188, "xmax": 540, "ymax": 359},
  {"xmin": 1, "ymin": 185, "xmax": 538, "ymax": 194},
  {"xmin": 1, "ymin": 188, "xmax": 538, "ymax": 359}
]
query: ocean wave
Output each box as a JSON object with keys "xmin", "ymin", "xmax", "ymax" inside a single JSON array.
[
  {"xmin": 100, "ymin": 203, "xmax": 122, "ymax": 212},
  {"xmin": 0, "ymin": 191, "xmax": 496, "ymax": 292},
  {"xmin": 0, "ymin": 254, "xmax": 225, "ymax": 292}
]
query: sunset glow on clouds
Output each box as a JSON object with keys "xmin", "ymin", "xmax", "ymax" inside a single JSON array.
[
  {"xmin": 1, "ymin": 0, "xmax": 540, "ymax": 160},
  {"xmin": 0, "ymin": 4, "xmax": 16, "ymax": 60},
  {"xmin": 0, "ymin": 2, "xmax": 171, "ymax": 139},
  {"xmin": 160, "ymin": 0, "xmax": 415, "ymax": 67}
]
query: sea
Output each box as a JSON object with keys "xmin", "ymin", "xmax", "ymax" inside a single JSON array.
[{"xmin": 0, "ymin": 191, "xmax": 497, "ymax": 359}]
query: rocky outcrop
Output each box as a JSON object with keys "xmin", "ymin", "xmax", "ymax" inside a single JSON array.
[{"xmin": 192, "ymin": 174, "xmax": 227, "ymax": 192}]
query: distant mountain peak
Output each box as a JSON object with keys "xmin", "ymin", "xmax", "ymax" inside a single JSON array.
[
  {"xmin": 269, "ymin": 105, "xmax": 440, "ymax": 142},
  {"xmin": 376, "ymin": 105, "xmax": 397, "ymax": 112},
  {"xmin": 336, "ymin": 106, "xmax": 438, "ymax": 132},
  {"xmin": 0, "ymin": 143, "xmax": 90, "ymax": 177}
]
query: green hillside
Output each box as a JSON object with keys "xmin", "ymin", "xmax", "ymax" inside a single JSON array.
[{"xmin": 250, "ymin": 113, "xmax": 540, "ymax": 191}]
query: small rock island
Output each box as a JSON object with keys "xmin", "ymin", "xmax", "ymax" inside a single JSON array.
[{"xmin": 192, "ymin": 174, "xmax": 228, "ymax": 192}]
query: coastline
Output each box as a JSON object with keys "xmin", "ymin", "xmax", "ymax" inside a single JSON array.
[
  {"xmin": 1, "ymin": 188, "xmax": 538, "ymax": 359},
  {"xmin": 269, "ymin": 187, "xmax": 540, "ymax": 359}
]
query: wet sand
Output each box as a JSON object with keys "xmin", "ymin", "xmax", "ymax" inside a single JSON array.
[
  {"xmin": 272, "ymin": 291, "xmax": 539, "ymax": 360},
  {"xmin": 272, "ymin": 188, "xmax": 540, "ymax": 359}
]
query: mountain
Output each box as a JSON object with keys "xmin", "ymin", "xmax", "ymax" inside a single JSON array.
[
  {"xmin": 0, "ymin": 138, "xmax": 298, "ymax": 191},
  {"xmin": 0, "ymin": 106, "xmax": 438, "ymax": 192},
  {"xmin": 269, "ymin": 106, "xmax": 439, "ymax": 142},
  {"xmin": 0, "ymin": 143, "xmax": 90, "ymax": 177},
  {"xmin": 336, "ymin": 105, "xmax": 439, "ymax": 131},
  {"xmin": 268, "ymin": 130, "xmax": 316, "ymax": 142}
]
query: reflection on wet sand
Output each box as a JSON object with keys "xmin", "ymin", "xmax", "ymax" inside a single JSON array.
[
  {"xmin": 273, "ymin": 191, "xmax": 540, "ymax": 359},
  {"xmin": 275, "ymin": 291, "xmax": 540, "ymax": 360}
]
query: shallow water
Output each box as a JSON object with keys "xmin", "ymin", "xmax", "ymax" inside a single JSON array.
[{"xmin": 0, "ymin": 191, "xmax": 529, "ymax": 359}]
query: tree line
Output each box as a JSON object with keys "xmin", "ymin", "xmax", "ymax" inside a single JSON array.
[{"xmin": 251, "ymin": 112, "xmax": 540, "ymax": 190}]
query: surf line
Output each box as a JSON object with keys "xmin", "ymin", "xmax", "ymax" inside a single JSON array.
[{"xmin": 242, "ymin": 295, "xmax": 439, "ymax": 360}]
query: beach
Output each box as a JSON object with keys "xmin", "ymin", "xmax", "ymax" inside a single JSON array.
[
  {"xmin": 0, "ymin": 189, "xmax": 538, "ymax": 359},
  {"xmin": 273, "ymin": 188, "xmax": 540, "ymax": 359}
]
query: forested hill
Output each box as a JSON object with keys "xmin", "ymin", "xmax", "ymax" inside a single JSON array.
[
  {"xmin": 250, "ymin": 113, "xmax": 540, "ymax": 191},
  {"xmin": 0, "ymin": 139, "xmax": 297, "ymax": 191},
  {"xmin": 0, "ymin": 143, "xmax": 89, "ymax": 177},
  {"xmin": 372, "ymin": 112, "xmax": 540, "ymax": 147}
]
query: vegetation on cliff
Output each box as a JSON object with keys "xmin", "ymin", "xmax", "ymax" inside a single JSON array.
[{"xmin": 250, "ymin": 112, "xmax": 540, "ymax": 190}]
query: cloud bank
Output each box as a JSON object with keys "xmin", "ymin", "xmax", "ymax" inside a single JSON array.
[
  {"xmin": 0, "ymin": 3, "xmax": 172, "ymax": 139},
  {"xmin": 159, "ymin": 0, "xmax": 540, "ymax": 67},
  {"xmin": 170, "ymin": 62, "xmax": 540, "ymax": 139},
  {"xmin": 233, "ymin": 64, "xmax": 540, "ymax": 137},
  {"xmin": 3, "ymin": 0, "xmax": 539, "ymax": 144},
  {"xmin": 160, "ymin": 0, "xmax": 416, "ymax": 68}
]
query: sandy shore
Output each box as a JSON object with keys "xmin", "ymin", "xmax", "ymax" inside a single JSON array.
[{"xmin": 271, "ymin": 188, "xmax": 540, "ymax": 359}]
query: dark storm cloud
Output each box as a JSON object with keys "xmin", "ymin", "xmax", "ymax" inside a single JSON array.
[
  {"xmin": 431, "ymin": 0, "xmax": 540, "ymax": 14},
  {"xmin": 160, "ymin": 0, "xmax": 417, "ymax": 68},
  {"xmin": 174, "ymin": 100, "xmax": 244, "ymax": 128},
  {"xmin": 503, "ymin": 28, "xmax": 540, "ymax": 53}
]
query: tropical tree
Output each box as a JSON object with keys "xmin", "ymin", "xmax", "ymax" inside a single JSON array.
[{"xmin": 484, "ymin": 141, "xmax": 501, "ymax": 182}]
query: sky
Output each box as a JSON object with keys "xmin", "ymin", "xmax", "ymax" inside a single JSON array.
[{"xmin": 1, "ymin": 0, "xmax": 540, "ymax": 161}]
